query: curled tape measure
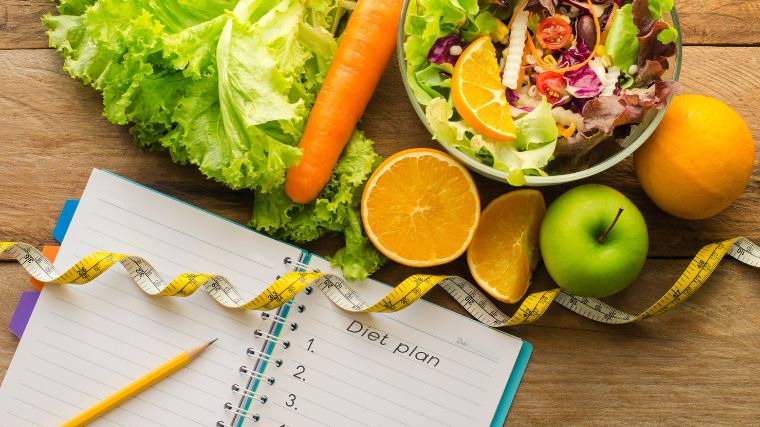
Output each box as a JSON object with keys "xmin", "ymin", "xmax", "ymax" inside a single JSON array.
[{"xmin": 1, "ymin": 238, "xmax": 758, "ymax": 327}]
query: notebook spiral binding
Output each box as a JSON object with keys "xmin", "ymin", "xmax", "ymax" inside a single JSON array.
[{"xmin": 216, "ymin": 255, "xmax": 313, "ymax": 426}]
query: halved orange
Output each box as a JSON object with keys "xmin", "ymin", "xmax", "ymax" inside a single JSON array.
[
  {"xmin": 452, "ymin": 36, "xmax": 517, "ymax": 141},
  {"xmin": 361, "ymin": 149, "xmax": 480, "ymax": 267},
  {"xmin": 467, "ymin": 190, "xmax": 545, "ymax": 303}
]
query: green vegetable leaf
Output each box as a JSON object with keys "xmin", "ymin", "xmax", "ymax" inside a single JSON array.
[
  {"xmin": 403, "ymin": 0, "xmax": 486, "ymax": 105},
  {"xmin": 514, "ymin": 98, "xmax": 559, "ymax": 151},
  {"xmin": 657, "ymin": 22, "xmax": 679, "ymax": 44},
  {"xmin": 646, "ymin": 0, "xmax": 674, "ymax": 20},
  {"xmin": 604, "ymin": 4, "xmax": 639, "ymax": 72},
  {"xmin": 251, "ymin": 131, "xmax": 385, "ymax": 280},
  {"xmin": 461, "ymin": 10, "xmax": 500, "ymax": 41},
  {"xmin": 425, "ymin": 97, "xmax": 557, "ymax": 185}
]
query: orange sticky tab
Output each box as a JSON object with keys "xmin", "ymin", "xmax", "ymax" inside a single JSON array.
[{"xmin": 29, "ymin": 246, "xmax": 60, "ymax": 291}]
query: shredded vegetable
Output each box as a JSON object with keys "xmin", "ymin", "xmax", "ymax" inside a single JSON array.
[
  {"xmin": 502, "ymin": 10, "xmax": 530, "ymax": 89},
  {"xmin": 528, "ymin": 0, "xmax": 601, "ymax": 74}
]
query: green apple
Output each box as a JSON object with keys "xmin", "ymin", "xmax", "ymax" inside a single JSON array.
[{"xmin": 540, "ymin": 184, "xmax": 648, "ymax": 298}]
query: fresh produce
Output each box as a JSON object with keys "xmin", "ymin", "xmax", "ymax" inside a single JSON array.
[
  {"xmin": 43, "ymin": 0, "xmax": 384, "ymax": 279},
  {"xmin": 403, "ymin": 0, "xmax": 681, "ymax": 184},
  {"xmin": 285, "ymin": 0, "xmax": 405, "ymax": 204},
  {"xmin": 634, "ymin": 94, "xmax": 756, "ymax": 220},
  {"xmin": 467, "ymin": 190, "xmax": 545, "ymax": 303},
  {"xmin": 540, "ymin": 185, "xmax": 648, "ymax": 298},
  {"xmin": 361, "ymin": 149, "xmax": 480, "ymax": 267},
  {"xmin": 452, "ymin": 36, "xmax": 517, "ymax": 141}
]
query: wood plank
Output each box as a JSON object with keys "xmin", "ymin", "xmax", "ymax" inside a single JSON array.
[
  {"xmin": 0, "ymin": 0, "xmax": 759, "ymax": 49},
  {"xmin": 1, "ymin": 257, "xmax": 758, "ymax": 423},
  {"xmin": 0, "ymin": 0, "xmax": 53, "ymax": 49},
  {"xmin": 678, "ymin": 0, "xmax": 760, "ymax": 46},
  {"xmin": 0, "ymin": 46, "xmax": 758, "ymax": 258}
]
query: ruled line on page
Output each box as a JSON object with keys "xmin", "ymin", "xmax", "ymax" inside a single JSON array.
[
  {"xmin": 286, "ymin": 351, "xmax": 481, "ymax": 413},
  {"xmin": 90, "ymin": 213, "xmax": 269, "ymax": 285},
  {"xmin": 59, "ymin": 269, "xmax": 248, "ymax": 346},
  {"xmin": 83, "ymin": 225, "xmax": 268, "ymax": 293},
  {"xmin": 304, "ymin": 315, "xmax": 485, "ymax": 390},
  {"xmin": 23, "ymin": 368, "xmax": 206, "ymax": 426},
  {"xmin": 297, "ymin": 329, "xmax": 482, "ymax": 405},
  {"xmin": 12, "ymin": 396, "xmax": 69, "ymax": 421},
  {"xmin": 96, "ymin": 198, "xmax": 275, "ymax": 272},
  {"xmin": 21, "ymin": 369, "xmax": 154, "ymax": 425},
  {"xmin": 312, "ymin": 300, "xmax": 497, "ymax": 375},
  {"xmin": 373, "ymin": 305, "xmax": 500, "ymax": 363},
  {"xmin": 35, "ymin": 336, "xmax": 218, "ymax": 410},
  {"xmin": 29, "ymin": 354, "xmax": 194, "ymax": 425},
  {"xmin": 271, "ymin": 402, "xmax": 330, "ymax": 427},
  {"xmin": 47, "ymin": 310, "xmax": 231, "ymax": 375},
  {"xmin": 26, "ymin": 356, "xmax": 215, "ymax": 418},
  {"xmin": 273, "ymin": 390, "xmax": 375, "ymax": 427},
  {"xmin": 6, "ymin": 410, "xmax": 44, "ymax": 427},
  {"xmin": 41, "ymin": 325, "xmax": 227, "ymax": 390},
  {"xmin": 49, "ymin": 295, "xmax": 241, "ymax": 359},
  {"xmin": 18, "ymin": 383, "xmax": 83, "ymax": 410},
  {"xmin": 73, "ymin": 243, "xmax": 262, "ymax": 332},
  {"xmin": 295, "ymin": 363, "xmax": 464, "ymax": 425},
  {"xmin": 306, "ymin": 257, "xmax": 504, "ymax": 363},
  {"xmin": 297, "ymin": 378, "xmax": 443, "ymax": 426},
  {"xmin": 31, "ymin": 353, "xmax": 216, "ymax": 415}
]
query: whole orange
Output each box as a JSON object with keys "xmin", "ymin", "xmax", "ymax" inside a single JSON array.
[{"xmin": 634, "ymin": 94, "xmax": 755, "ymax": 220}]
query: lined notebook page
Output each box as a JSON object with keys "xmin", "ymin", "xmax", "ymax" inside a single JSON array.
[
  {"xmin": 0, "ymin": 169, "xmax": 525, "ymax": 427},
  {"xmin": 246, "ymin": 255, "xmax": 524, "ymax": 427},
  {"xmin": 0, "ymin": 170, "xmax": 302, "ymax": 426}
]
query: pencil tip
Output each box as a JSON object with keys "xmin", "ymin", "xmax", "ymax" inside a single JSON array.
[{"xmin": 208, "ymin": 338, "xmax": 218, "ymax": 346}]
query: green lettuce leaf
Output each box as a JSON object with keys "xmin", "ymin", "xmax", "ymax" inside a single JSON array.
[
  {"xmin": 646, "ymin": 0, "xmax": 674, "ymax": 19},
  {"xmin": 657, "ymin": 23, "xmax": 678, "ymax": 44},
  {"xmin": 605, "ymin": 4, "xmax": 639, "ymax": 72},
  {"xmin": 425, "ymin": 97, "xmax": 556, "ymax": 186},
  {"xmin": 514, "ymin": 99, "xmax": 559, "ymax": 150},
  {"xmin": 251, "ymin": 131, "xmax": 385, "ymax": 279},
  {"xmin": 403, "ymin": 0, "xmax": 494, "ymax": 106}
]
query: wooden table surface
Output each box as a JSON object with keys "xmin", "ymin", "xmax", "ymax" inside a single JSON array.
[{"xmin": 1, "ymin": 1, "xmax": 759, "ymax": 425}]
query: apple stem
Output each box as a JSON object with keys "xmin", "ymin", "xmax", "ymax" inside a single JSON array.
[{"xmin": 597, "ymin": 208, "xmax": 625, "ymax": 244}]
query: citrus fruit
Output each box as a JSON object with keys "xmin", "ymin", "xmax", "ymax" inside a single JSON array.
[
  {"xmin": 634, "ymin": 94, "xmax": 755, "ymax": 220},
  {"xmin": 451, "ymin": 36, "xmax": 517, "ymax": 141},
  {"xmin": 467, "ymin": 190, "xmax": 545, "ymax": 303},
  {"xmin": 361, "ymin": 149, "xmax": 480, "ymax": 267}
]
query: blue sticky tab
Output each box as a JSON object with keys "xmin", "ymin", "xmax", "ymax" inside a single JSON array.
[
  {"xmin": 491, "ymin": 341, "xmax": 533, "ymax": 427},
  {"xmin": 52, "ymin": 200, "xmax": 79, "ymax": 243}
]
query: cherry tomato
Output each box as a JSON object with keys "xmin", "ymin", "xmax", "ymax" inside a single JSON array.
[
  {"xmin": 536, "ymin": 17, "xmax": 573, "ymax": 50},
  {"xmin": 535, "ymin": 71, "xmax": 567, "ymax": 104}
]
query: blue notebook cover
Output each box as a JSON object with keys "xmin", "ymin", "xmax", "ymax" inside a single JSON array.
[{"xmin": 47, "ymin": 171, "xmax": 532, "ymax": 426}]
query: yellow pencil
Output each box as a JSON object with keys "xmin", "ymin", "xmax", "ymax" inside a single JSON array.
[{"xmin": 62, "ymin": 339, "xmax": 217, "ymax": 427}]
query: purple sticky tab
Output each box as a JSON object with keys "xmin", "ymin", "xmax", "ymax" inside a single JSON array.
[{"xmin": 8, "ymin": 291, "xmax": 40, "ymax": 338}]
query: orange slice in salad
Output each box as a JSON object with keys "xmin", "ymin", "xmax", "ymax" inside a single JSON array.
[
  {"xmin": 361, "ymin": 149, "xmax": 480, "ymax": 267},
  {"xmin": 467, "ymin": 190, "xmax": 545, "ymax": 303},
  {"xmin": 451, "ymin": 36, "xmax": 517, "ymax": 141}
]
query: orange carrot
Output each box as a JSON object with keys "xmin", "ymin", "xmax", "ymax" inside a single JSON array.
[{"xmin": 285, "ymin": 0, "xmax": 405, "ymax": 204}]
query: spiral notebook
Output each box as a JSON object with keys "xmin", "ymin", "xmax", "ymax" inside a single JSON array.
[{"xmin": 0, "ymin": 169, "xmax": 531, "ymax": 426}]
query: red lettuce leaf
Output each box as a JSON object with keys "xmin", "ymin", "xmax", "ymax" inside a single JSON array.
[
  {"xmin": 631, "ymin": 0, "xmax": 677, "ymax": 87},
  {"xmin": 582, "ymin": 80, "xmax": 682, "ymax": 134}
]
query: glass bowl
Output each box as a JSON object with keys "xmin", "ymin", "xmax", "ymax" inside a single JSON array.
[{"xmin": 397, "ymin": 2, "xmax": 682, "ymax": 186}]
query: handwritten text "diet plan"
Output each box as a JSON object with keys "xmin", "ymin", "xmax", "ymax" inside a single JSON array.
[{"xmin": 345, "ymin": 320, "xmax": 442, "ymax": 368}]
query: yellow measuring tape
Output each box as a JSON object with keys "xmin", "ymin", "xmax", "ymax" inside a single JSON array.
[{"xmin": 1, "ymin": 238, "xmax": 758, "ymax": 327}]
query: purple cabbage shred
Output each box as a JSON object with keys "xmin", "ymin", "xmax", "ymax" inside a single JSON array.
[{"xmin": 427, "ymin": 34, "xmax": 463, "ymax": 66}]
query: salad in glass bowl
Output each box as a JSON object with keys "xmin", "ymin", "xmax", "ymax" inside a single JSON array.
[{"xmin": 400, "ymin": 0, "xmax": 682, "ymax": 185}]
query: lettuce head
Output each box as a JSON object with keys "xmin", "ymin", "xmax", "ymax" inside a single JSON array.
[{"xmin": 44, "ymin": 0, "xmax": 384, "ymax": 279}]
